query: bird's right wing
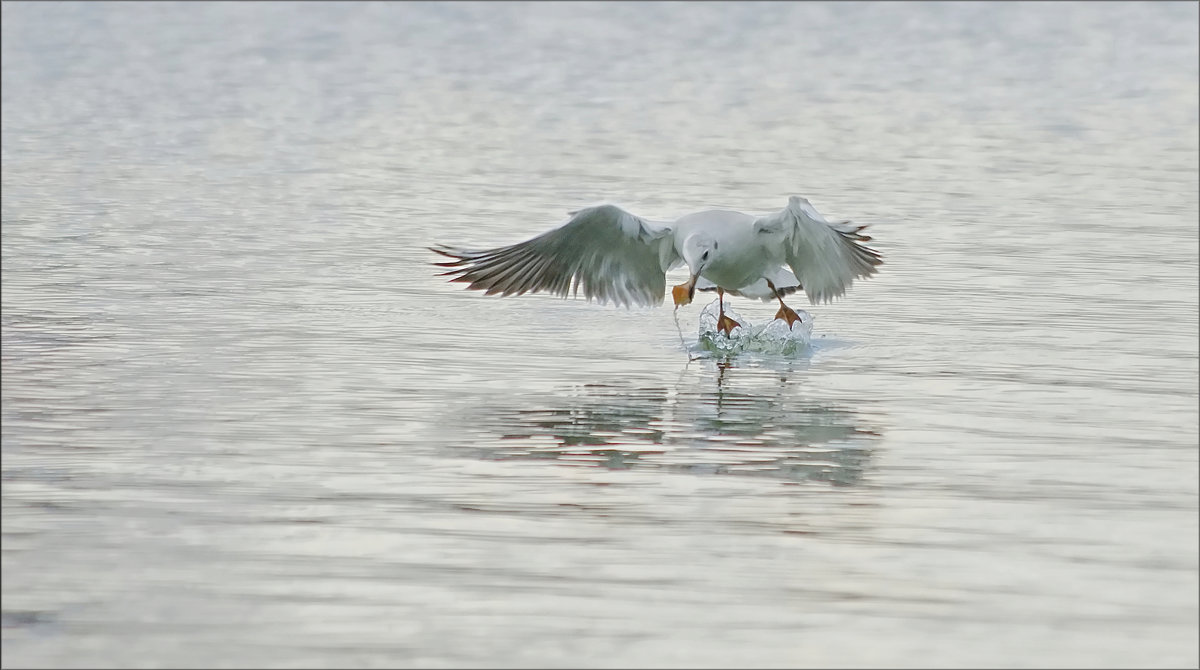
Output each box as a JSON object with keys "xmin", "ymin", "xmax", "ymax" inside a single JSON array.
[
  {"xmin": 754, "ymin": 196, "xmax": 882, "ymax": 304},
  {"xmin": 431, "ymin": 205, "xmax": 680, "ymax": 308}
]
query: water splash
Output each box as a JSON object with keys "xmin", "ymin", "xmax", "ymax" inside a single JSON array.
[{"xmin": 696, "ymin": 299, "xmax": 813, "ymax": 356}]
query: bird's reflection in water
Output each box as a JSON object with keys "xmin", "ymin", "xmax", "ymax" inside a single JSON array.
[{"xmin": 460, "ymin": 359, "xmax": 882, "ymax": 486}]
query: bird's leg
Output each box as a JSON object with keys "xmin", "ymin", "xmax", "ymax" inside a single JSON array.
[
  {"xmin": 715, "ymin": 288, "xmax": 742, "ymax": 336},
  {"xmin": 766, "ymin": 279, "xmax": 803, "ymax": 327}
]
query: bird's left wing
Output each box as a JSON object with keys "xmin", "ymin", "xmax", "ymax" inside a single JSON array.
[
  {"xmin": 431, "ymin": 205, "xmax": 680, "ymax": 308},
  {"xmin": 755, "ymin": 196, "xmax": 883, "ymax": 304}
]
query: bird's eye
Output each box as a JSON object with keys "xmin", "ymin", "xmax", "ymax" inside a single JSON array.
[{"xmin": 702, "ymin": 251, "xmax": 709, "ymax": 260}]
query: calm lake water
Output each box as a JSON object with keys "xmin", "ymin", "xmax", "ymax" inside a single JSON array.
[{"xmin": 3, "ymin": 2, "xmax": 1198, "ymax": 668}]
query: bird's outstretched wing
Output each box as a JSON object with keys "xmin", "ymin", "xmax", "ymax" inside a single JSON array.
[
  {"xmin": 431, "ymin": 205, "xmax": 680, "ymax": 308},
  {"xmin": 754, "ymin": 196, "xmax": 882, "ymax": 304}
]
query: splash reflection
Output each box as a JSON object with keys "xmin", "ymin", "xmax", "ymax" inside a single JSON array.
[{"xmin": 456, "ymin": 361, "xmax": 882, "ymax": 485}]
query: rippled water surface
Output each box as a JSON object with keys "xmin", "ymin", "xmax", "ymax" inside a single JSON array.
[{"xmin": 3, "ymin": 2, "xmax": 1198, "ymax": 668}]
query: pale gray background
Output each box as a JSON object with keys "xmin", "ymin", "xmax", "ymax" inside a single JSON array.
[{"xmin": 3, "ymin": 2, "xmax": 1198, "ymax": 668}]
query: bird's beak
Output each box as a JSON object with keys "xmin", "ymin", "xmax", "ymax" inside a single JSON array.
[{"xmin": 671, "ymin": 270, "xmax": 700, "ymax": 306}]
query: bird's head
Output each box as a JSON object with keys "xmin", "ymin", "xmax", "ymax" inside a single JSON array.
[{"xmin": 676, "ymin": 234, "xmax": 718, "ymax": 304}]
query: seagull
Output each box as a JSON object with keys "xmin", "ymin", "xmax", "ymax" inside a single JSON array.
[{"xmin": 430, "ymin": 196, "xmax": 882, "ymax": 336}]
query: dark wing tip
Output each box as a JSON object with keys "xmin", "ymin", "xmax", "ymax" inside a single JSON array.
[{"xmin": 430, "ymin": 245, "xmax": 477, "ymax": 267}]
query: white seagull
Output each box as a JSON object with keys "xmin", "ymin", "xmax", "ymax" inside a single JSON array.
[{"xmin": 431, "ymin": 196, "xmax": 882, "ymax": 335}]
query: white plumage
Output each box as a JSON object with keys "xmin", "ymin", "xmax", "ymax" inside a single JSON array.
[{"xmin": 431, "ymin": 196, "xmax": 881, "ymax": 313}]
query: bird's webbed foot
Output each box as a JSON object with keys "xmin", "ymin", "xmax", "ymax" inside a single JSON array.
[
  {"xmin": 716, "ymin": 313, "xmax": 743, "ymax": 336},
  {"xmin": 774, "ymin": 304, "xmax": 804, "ymax": 327}
]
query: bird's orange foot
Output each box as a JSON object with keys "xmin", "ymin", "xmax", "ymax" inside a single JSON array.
[
  {"xmin": 716, "ymin": 313, "xmax": 743, "ymax": 336},
  {"xmin": 775, "ymin": 305, "xmax": 804, "ymax": 327}
]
